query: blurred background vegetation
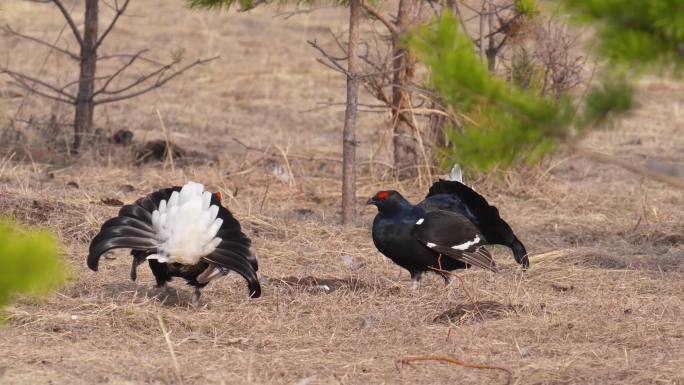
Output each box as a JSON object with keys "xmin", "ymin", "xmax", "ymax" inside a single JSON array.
[
  {"xmin": 409, "ymin": 11, "xmax": 634, "ymax": 173},
  {"xmin": 0, "ymin": 219, "xmax": 67, "ymax": 310}
]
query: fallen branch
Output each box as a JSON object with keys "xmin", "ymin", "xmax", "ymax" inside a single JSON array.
[
  {"xmin": 398, "ymin": 355, "xmax": 512, "ymax": 385},
  {"xmin": 573, "ymin": 145, "xmax": 684, "ymax": 190}
]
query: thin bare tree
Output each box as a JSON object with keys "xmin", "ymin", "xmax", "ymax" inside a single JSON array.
[
  {"xmin": 341, "ymin": 0, "xmax": 361, "ymax": 224},
  {"xmin": 307, "ymin": 1, "xmax": 361, "ymax": 224},
  {"xmin": 362, "ymin": 0, "xmax": 421, "ymax": 179},
  {"xmin": 1, "ymin": 0, "xmax": 216, "ymax": 153}
]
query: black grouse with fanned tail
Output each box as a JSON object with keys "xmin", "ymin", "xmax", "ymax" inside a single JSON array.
[
  {"xmin": 88, "ymin": 181, "xmax": 260, "ymax": 303},
  {"xmin": 367, "ymin": 180, "xmax": 528, "ymax": 287}
]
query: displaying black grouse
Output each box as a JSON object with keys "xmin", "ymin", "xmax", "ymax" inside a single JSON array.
[
  {"xmin": 88, "ymin": 181, "xmax": 261, "ymax": 303},
  {"xmin": 367, "ymin": 178, "xmax": 528, "ymax": 287}
]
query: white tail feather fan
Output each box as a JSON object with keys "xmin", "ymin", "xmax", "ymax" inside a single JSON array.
[{"xmin": 147, "ymin": 181, "xmax": 223, "ymax": 265}]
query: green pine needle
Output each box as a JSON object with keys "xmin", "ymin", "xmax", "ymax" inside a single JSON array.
[
  {"xmin": 562, "ymin": 0, "xmax": 684, "ymax": 74},
  {"xmin": 409, "ymin": 12, "xmax": 574, "ymax": 172},
  {"xmin": 0, "ymin": 219, "xmax": 67, "ymax": 310}
]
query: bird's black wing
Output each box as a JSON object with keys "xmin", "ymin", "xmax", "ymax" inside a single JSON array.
[
  {"xmin": 411, "ymin": 210, "xmax": 498, "ymax": 272},
  {"xmin": 214, "ymin": 202, "xmax": 258, "ymax": 272},
  {"xmin": 87, "ymin": 186, "xmax": 180, "ymax": 271},
  {"xmin": 202, "ymin": 247, "xmax": 261, "ymax": 298},
  {"xmin": 204, "ymin": 194, "xmax": 260, "ymax": 296},
  {"xmin": 421, "ymin": 179, "xmax": 528, "ymax": 268}
]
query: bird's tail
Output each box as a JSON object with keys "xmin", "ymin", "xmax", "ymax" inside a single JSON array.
[
  {"xmin": 88, "ymin": 215, "xmax": 159, "ymax": 271},
  {"xmin": 88, "ymin": 182, "xmax": 261, "ymax": 298},
  {"xmin": 426, "ymin": 179, "xmax": 529, "ymax": 269},
  {"xmin": 510, "ymin": 237, "xmax": 529, "ymax": 269},
  {"xmin": 203, "ymin": 246, "xmax": 261, "ymax": 298}
]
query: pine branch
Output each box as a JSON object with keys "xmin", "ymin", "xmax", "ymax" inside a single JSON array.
[{"xmin": 573, "ymin": 145, "xmax": 684, "ymax": 190}]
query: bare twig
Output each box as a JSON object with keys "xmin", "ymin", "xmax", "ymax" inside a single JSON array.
[
  {"xmin": 449, "ymin": 0, "xmax": 472, "ymax": 38},
  {"xmin": 231, "ymin": 137, "xmax": 341, "ymax": 163},
  {"xmin": 96, "ymin": 59, "xmax": 179, "ymax": 96},
  {"xmin": 273, "ymin": 5, "xmax": 333, "ymax": 19},
  {"xmin": 60, "ymin": 74, "xmax": 112, "ymax": 92},
  {"xmin": 51, "ymin": 0, "xmax": 84, "ymax": 47},
  {"xmin": 398, "ymin": 355, "xmax": 512, "ymax": 385},
  {"xmin": 95, "ymin": 0, "xmax": 131, "ymax": 50},
  {"xmin": 308, "ymin": 39, "xmax": 350, "ymax": 76},
  {"xmin": 155, "ymin": 109, "xmax": 176, "ymax": 171},
  {"xmin": 429, "ymin": 260, "xmax": 482, "ymax": 319},
  {"xmin": 1, "ymin": 24, "xmax": 80, "ymax": 61},
  {"xmin": 573, "ymin": 146, "xmax": 684, "ymax": 190},
  {"xmin": 94, "ymin": 56, "xmax": 219, "ymax": 105},
  {"xmin": 92, "ymin": 49, "xmax": 149, "ymax": 96},
  {"xmin": 361, "ymin": 2, "xmax": 400, "ymax": 36},
  {"xmin": 1, "ymin": 68, "xmax": 76, "ymax": 104},
  {"xmin": 157, "ymin": 315, "xmax": 183, "ymax": 385},
  {"xmin": 275, "ymin": 144, "xmax": 296, "ymax": 187},
  {"xmin": 478, "ymin": 2, "xmax": 486, "ymax": 62},
  {"xmin": 97, "ymin": 53, "xmax": 166, "ymax": 66}
]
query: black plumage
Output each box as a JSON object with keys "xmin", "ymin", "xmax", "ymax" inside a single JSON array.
[
  {"xmin": 421, "ymin": 179, "xmax": 529, "ymax": 268},
  {"xmin": 367, "ymin": 180, "xmax": 528, "ymax": 286},
  {"xmin": 88, "ymin": 185, "xmax": 261, "ymax": 303}
]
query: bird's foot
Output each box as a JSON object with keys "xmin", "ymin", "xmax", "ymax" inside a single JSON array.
[
  {"xmin": 151, "ymin": 284, "xmax": 176, "ymax": 302},
  {"xmin": 410, "ymin": 271, "xmax": 422, "ymax": 290},
  {"xmin": 411, "ymin": 279, "xmax": 420, "ymax": 290},
  {"xmin": 442, "ymin": 274, "xmax": 453, "ymax": 286}
]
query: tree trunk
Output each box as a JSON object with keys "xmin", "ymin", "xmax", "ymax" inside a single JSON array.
[
  {"xmin": 391, "ymin": 0, "xmax": 419, "ymax": 180},
  {"xmin": 341, "ymin": 0, "xmax": 360, "ymax": 225},
  {"xmin": 486, "ymin": 0, "xmax": 496, "ymax": 73},
  {"xmin": 73, "ymin": 0, "xmax": 99, "ymax": 154}
]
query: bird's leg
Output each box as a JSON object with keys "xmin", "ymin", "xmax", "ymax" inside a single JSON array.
[
  {"xmin": 191, "ymin": 287, "xmax": 202, "ymax": 307},
  {"xmin": 155, "ymin": 282, "xmax": 174, "ymax": 296},
  {"xmin": 410, "ymin": 271, "xmax": 423, "ymax": 290},
  {"xmin": 129, "ymin": 252, "xmax": 147, "ymax": 282}
]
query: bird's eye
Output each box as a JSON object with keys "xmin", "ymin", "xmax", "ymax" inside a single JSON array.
[{"xmin": 377, "ymin": 191, "xmax": 389, "ymax": 200}]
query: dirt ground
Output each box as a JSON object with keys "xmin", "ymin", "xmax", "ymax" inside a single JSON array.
[{"xmin": 1, "ymin": 2, "xmax": 683, "ymax": 385}]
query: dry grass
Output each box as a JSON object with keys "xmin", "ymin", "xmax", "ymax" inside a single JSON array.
[{"xmin": 1, "ymin": 2, "xmax": 684, "ymax": 385}]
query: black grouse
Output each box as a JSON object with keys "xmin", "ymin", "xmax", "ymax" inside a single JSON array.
[
  {"xmin": 88, "ymin": 181, "xmax": 261, "ymax": 303},
  {"xmin": 367, "ymin": 178, "xmax": 528, "ymax": 287}
]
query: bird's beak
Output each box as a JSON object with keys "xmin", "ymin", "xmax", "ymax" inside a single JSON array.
[{"xmin": 366, "ymin": 197, "xmax": 376, "ymax": 205}]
